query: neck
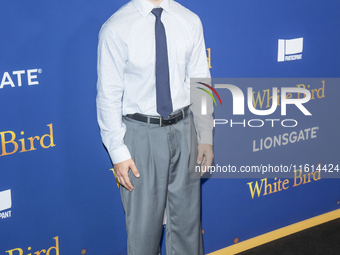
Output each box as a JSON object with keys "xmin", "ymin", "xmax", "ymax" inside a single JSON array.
[{"xmin": 147, "ymin": 0, "xmax": 163, "ymax": 5}]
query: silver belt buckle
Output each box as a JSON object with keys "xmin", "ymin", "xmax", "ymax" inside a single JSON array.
[{"xmin": 159, "ymin": 116, "xmax": 163, "ymax": 127}]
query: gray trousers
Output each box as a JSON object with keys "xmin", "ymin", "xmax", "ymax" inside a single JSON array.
[{"xmin": 121, "ymin": 113, "xmax": 204, "ymax": 255}]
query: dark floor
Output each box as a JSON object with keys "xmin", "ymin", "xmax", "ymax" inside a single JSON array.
[{"xmin": 237, "ymin": 218, "xmax": 340, "ymax": 255}]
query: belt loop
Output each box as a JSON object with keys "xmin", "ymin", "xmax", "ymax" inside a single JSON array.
[
  {"xmin": 181, "ymin": 108, "xmax": 185, "ymax": 118},
  {"xmin": 159, "ymin": 116, "xmax": 163, "ymax": 127},
  {"xmin": 147, "ymin": 116, "xmax": 150, "ymax": 124}
]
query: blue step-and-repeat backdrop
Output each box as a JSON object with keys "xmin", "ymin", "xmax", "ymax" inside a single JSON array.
[{"xmin": 1, "ymin": 1, "xmax": 339, "ymax": 254}]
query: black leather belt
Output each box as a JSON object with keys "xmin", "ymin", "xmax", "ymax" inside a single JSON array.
[{"xmin": 125, "ymin": 106, "xmax": 190, "ymax": 127}]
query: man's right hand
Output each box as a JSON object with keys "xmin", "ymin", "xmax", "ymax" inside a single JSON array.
[{"xmin": 114, "ymin": 158, "xmax": 140, "ymax": 192}]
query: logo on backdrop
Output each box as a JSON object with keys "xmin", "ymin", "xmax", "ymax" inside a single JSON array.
[
  {"xmin": 5, "ymin": 236, "xmax": 59, "ymax": 255},
  {"xmin": 206, "ymin": 48, "xmax": 212, "ymax": 69},
  {"xmin": 0, "ymin": 68, "xmax": 42, "ymax": 89},
  {"xmin": 0, "ymin": 189, "xmax": 12, "ymax": 219},
  {"xmin": 0, "ymin": 124, "xmax": 56, "ymax": 157},
  {"xmin": 277, "ymin": 37, "xmax": 303, "ymax": 62}
]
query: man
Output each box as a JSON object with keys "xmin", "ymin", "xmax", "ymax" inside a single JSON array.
[{"xmin": 96, "ymin": 0, "xmax": 213, "ymax": 254}]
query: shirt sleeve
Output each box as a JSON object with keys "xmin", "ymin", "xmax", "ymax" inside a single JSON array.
[
  {"xmin": 96, "ymin": 23, "xmax": 131, "ymax": 164},
  {"xmin": 187, "ymin": 17, "xmax": 214, "ymax": 145}
]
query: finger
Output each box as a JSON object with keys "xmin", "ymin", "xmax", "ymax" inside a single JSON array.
[
  {"xmin": 119, "ymin": 177, "xmax": 129, "ymax": 190},
  {"xmin": 116, "ymin": 170, "xmax": 124, "ymax": 184},
  {"xmin": 201, "ymin": 155, "xmax": 206, "ymax": 166},
  {"xmin": 203, "ymin": 154, "xmax": 213, "ymax": 167},
  {"xmin": 203, "ymin": 160, "xmax": 213, "ymax": 169},
  {"xmin": 130, "ymin": 164, "xmax": 140, "ymax": 178},
  {"xmin": 200, "ymin": 157, "xmax": 208, "ymax": 174},
  {"xmin": 203, "ymin": 149, "xmax": 213, "ymax": 164},
  {"xmin": 116, "ymin": 176, "xmax": 121, "ymax": 184},
  {"xmin": 200, "ymin": 169, "xmax": 205, "ymax": 177},
  {"xmin": 202, "ymin": 157, "xmax": 210, "ymax": 175},
  {"xmin": 197, "ymin": 151, "xmax": 204, "ymax": 164},
  {"xmin": 122, "ymin": 173, "xmax": 134, "ymax": 191}
]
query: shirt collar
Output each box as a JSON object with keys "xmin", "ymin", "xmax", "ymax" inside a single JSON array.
[{"xmin": 132, "ymin": 0, "xmax": 172, "ymax": 18}]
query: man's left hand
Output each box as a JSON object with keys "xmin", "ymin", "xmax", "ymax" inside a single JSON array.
[{"xmin": 197, "ymin": 144, "xmax": 214, "ymax": 176}]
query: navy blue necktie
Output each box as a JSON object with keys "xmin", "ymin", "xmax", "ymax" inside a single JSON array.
[{"xmin": 152, "ymin": 8, "xmax": 173, "ymax": 119}]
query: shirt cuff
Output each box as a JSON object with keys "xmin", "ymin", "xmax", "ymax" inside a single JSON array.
[
  {"xmin": 109, "ymin": 145, "xmax": 132, "ymax": 164},
  {"xmin": 197, "ymin": 131, "xmax": 213, "ymax": 145}
]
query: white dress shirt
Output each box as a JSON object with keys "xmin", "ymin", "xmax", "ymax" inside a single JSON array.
[{"xmin": 96, "ymin": 0, "xmax": 213, "ymax": 164}]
